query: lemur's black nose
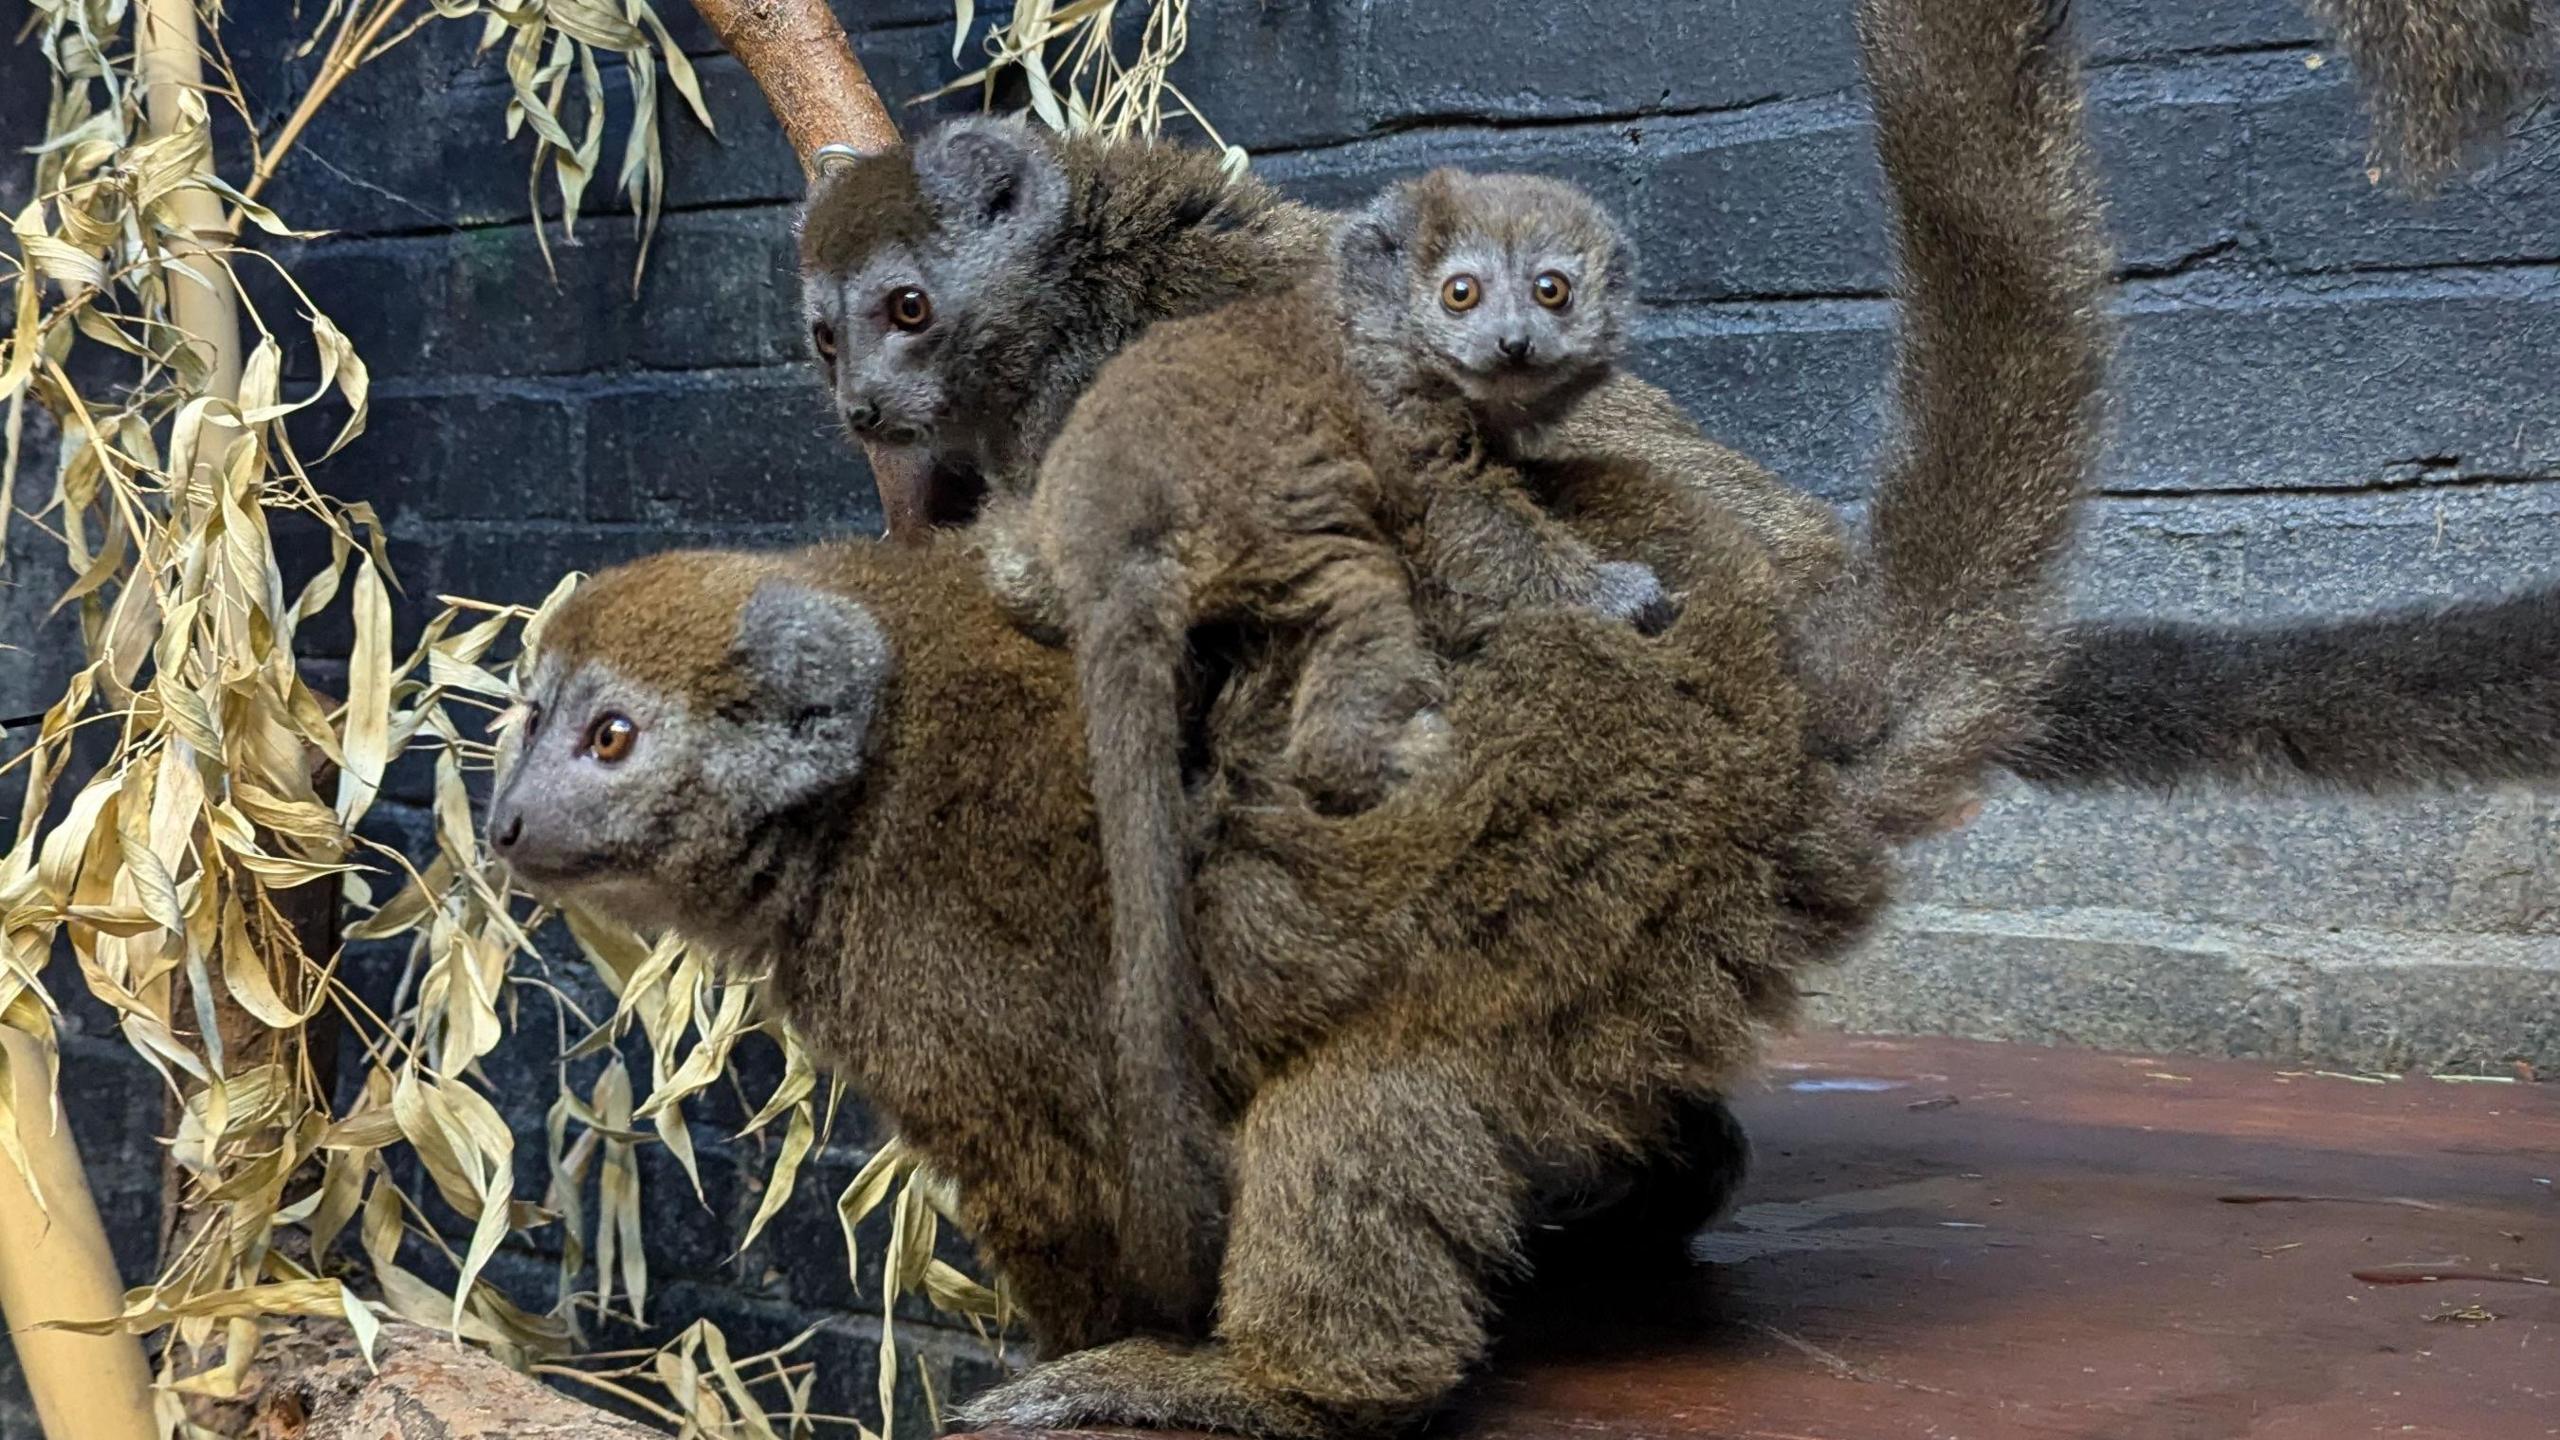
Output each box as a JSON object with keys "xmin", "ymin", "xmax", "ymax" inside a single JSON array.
[
  {"xmin": 1498, "ymin": 335, "xmax": 1531, "ymax": 362},
  {"xmin": 492, "ymin": 810, "xmax": 522, "ymax": 851},
  {"xmin": 845, "ymin": 400, "xmax": 883, "ymax": 432}
]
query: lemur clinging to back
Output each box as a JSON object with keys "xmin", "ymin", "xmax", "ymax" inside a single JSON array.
[{"xmin": 1020, "ymin": 168, "xmax": 1689, "ymax": 1331}]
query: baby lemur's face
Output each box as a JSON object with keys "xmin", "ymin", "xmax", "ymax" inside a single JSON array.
[
  {"xmin": 1338, "ymin": 168, "xmax": 1634, "ymax": 426},
  {"xmin": 485, "ymin": 554, "xmax": 893, "ymax": 941},
  {"xmin": 798, "ymin": 118, "xmax": 1072, "ymax": 464}
]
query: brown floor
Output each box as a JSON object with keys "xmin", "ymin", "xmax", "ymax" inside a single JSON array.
[{"xmin": 1466, "ymin": 1033, "xmax": 2557, "ymax": 1440}]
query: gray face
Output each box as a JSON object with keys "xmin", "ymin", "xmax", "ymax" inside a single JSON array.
[
  {"xmin": 1399, "ymin": 235, "xmax": 1618, "ymax": 413},
  {"xmin": 1337, "ymin": 171, "xmax": 1634, "ymax": 427},
  {"xmin": 486, "ymin": 580, "xmax": 895, "ymax": 939},
  {"xmin": 802, "ymin": 118, "xmax": 1071, "ymax": 466}
]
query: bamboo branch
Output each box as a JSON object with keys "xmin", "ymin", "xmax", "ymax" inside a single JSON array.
[
  {"xmin": 238, "ymin": 0, "xmax": 414, "ymax": 211},
  {"xmin": 0, "ymin": 1031, "xmax": 156, "ymax": 1440},
  {"xmin": 688, "ymin": 0, "xmax": 935, "ymax": 541}
]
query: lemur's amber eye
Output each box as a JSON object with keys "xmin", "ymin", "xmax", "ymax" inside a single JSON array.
[
  {"xmin": 889, "ymin": 287, "xmax": 934, "ymax": 332},
  {"xmin": 1533, "ymin": 271, "xmax": 1572, "ymax": 310},
  {"xmin": 1440, "ymin": 274, "xmax": 1481, "ymax": 313},
  {"xmin": 585, "ymin": 713, "xmax": 638, "ymax": 764},
  {"xmin": 812, "ymin": 320, "xmax": 837, "ymax": 360}
]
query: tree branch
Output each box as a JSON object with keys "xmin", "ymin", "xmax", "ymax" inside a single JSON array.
[
  {"xmin": 690, "ymin": 0, "xmax": 902, "ymax": 173},
  {"xmin": 688, "ymin": 0, "xmax": 936, "ymax": 541}
]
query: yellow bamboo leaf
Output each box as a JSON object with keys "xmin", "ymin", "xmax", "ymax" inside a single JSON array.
[
  {"xmin": 593, "ymin": 1059, "xmax": 647, "ymax": 1321},
  {"xmin": 390, "ymin": 1069, "xmax": 498, "ymax": 1220},
  {"xmin": 835, "ymin": 1138, "xmax": 916, "ymax": 1289},
  {"xmin": 308, "ymin": 1146, "xmax": 369, "ymax": 1264},
  {"xmin": 637, "ymin": 5, "xmax": 716, "ymax": 131},
  {"xmin": 653, "ymin": 1098, "xmax": 702, "ymax": 1203},
  {"xmin": 115, "ymin": 829, "xmax": 184, "ymax": 935},
  {"xmin": 736, "ymin": 1101, "xmax": 813, "ymax": 1256},
  {"xmin": 62, "ymin": 904, "xmax": 164, "ymax": 937},
  {"xmin": 318, "ymin": 1105, "xmax": 404, "ymax": 1152},
  {"xmin": 696, "ymin": 1321, "xmax": 782, "ymax": 1440},
  {"xmin": 344, "ymin": 855, "xmax": 450, "ymax": 942},
  {"xmin": 335, "ymin": 556, "xmax": 392, "ymax": 824},
  {"xmin": 219, "ymin": 895, "xmax": 311, "ymax": 1027},
  {"xmin": 310, "ymin": 314, "xmax": 369, "ymax": 454},
  {"xmin": 227, "ymin": 784, "xmax": 345, "ymax": 849},
  {"xmin": 235, "ymin": 335, "xmax": 283, "ymax": 422},
  {"xmin": 921, "ymin": 1259, "xmax": 1003, "ymax": 1318},
  {"xmin": 432, "ymin": 747, "xmax": 476, "ymax": 869},
  {"xmin": 738, "ymin": 1034, "xmax": 814, "ymax": 1136},
  {"xmin": 226, "ymin": 851, "xmax": 356, "ymax": 888}
]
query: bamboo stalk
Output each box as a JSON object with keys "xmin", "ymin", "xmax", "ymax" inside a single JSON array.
[
  {"xmin": 0, "ymin": 1030, "xmax": 156, "ymax": 1440},
  {"xmin": 688, "ymin": 0, "xmax": 935, "ymax": 540},
  {"xmin": 140, "ymin": 0, "xmax": 245, "ymax": 403}
]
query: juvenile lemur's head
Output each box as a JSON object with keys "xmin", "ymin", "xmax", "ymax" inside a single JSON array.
[
  {"xmin": 1336, "ymin": 168, "xmax": 1635, "ymax": 430},
  {"xmin": 796, "ymin": 116, "xmax": 1072, "ymax": 462},
  {"xmin": 487, "ymin": 552, "xmax": 893, "ymax": 943}
]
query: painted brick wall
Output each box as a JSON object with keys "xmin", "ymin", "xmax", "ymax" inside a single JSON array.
[{"xmin": 4, "ymin": 0, "xmax": 2556, "ymax": 1430}]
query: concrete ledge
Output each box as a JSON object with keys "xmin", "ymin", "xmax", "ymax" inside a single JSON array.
[{"xmin": 1819, "ymin": 903, "xmax": 2560, "ymax": 1071}]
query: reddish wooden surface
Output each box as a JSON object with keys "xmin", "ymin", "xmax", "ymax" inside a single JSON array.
[
  {"xmin": 1476, "ymin": 1032, "xmax": 2558, "ymax": 1440},
  {"xmin": 968, "ymin": 1033, "xmax": 2556, "ymax": 1440}
]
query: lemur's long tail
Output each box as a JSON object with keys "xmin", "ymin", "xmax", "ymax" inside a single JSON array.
[
  {"xmin": 2301, "ymin": 0, "xmax": 2556, "ymax": 190},
  {"xmin": 2007, "ymin": 587, "xmax": 2560, "ymax": 791},
  {"xmin": 1815, "ymin": 0, "xmax": 2116, "ymax": 840}
]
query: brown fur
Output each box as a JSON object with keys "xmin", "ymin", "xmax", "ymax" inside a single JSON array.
[
  {"xmin": 1023, "ymin": 170, "xmax": 1680, "ymax": 1328},
  {"xmin": 2302, "ymin": 0, "xmax": 2555, "ymax": 189},
  {"xmin": 503, "ymin": 509, "xmax": 1851, "ymax": 1431},
  {"xmin": 495, "ymin": 0, "xmax": 2112, "ymax": 1432}
]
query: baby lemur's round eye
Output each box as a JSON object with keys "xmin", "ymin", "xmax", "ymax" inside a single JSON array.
[
  {"xmin": 1533, "ymin": 271, "xmax": 1573, "ymax": 310},
  {"xmin": 811, "ymin": 320, "xmax": 837, "ymax": 360},
  {"xmin": 1439, "ymin": 274, "xmax": 1480, "ymax": 313},
  {"xmin": 584, "ymin": 713, "xmax": 638, "ymax": 764},
  {"xmin": 889, "ymin": 287, "xmax": 934, "ymax": 333}
]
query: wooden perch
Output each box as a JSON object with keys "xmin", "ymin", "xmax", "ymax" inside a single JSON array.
[
  {"xmin": 691, "ymin": 0, "xmax": 937, "ymax": 542},
  {"xmin": 691, "ymin": 0, "xmax": 902, "ymax": 170},
  {"xmin": 246, "ymin": 1323, "xmax": 662, "ymax": 1439}
]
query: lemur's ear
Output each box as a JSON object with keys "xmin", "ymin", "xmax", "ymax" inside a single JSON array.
[
  {"xmin": 913, "ymin": 115, "xmax": 1071, "ymax": 234},
  {"xmin": 1334, "ymin": 179, "xmax": 1425, "ymax": 303},
  {"xmin": 706, "ymin": 580, "xmax": 896, "ymax": 808}
]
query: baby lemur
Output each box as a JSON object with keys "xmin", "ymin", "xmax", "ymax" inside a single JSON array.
[
  {"xmin": 1022, "ymin": 168, "xmax": 1670, "ymax": 1331},
  {"xmin": 497, "ymin": 0, "xmax": 2111, "ymax": 1434}
]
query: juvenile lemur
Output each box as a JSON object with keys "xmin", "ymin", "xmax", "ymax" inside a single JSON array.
[
  {"xmin": 1025, "ymin": 171, "xmax": 1689, "ymax": 1328},
  {"xmin": 498, "ymin": 0, "xmax": 2111, "ymax": 1434}
]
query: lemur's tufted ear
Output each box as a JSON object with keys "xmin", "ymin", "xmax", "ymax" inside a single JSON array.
[
  {"xmin": 706, "ymin": 579, "xmax": 897, "ymax": 809},
  {"xmin": 912, "ymin": 115, "xmax": 1071, "ymax": 234}
]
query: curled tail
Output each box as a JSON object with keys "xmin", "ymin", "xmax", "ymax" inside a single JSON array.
[
  {"xmin": 1075, "ymin": 563, "xmax": 1228, "ymax": 1332},
  {"xmin": 2007, "ymin": 584, "xmax": 2560, "ymax": 791},
  {"xmin": 2300, "ymin": 0, "xmax": 2556, "ymax": 189},
  {"xmin": 1814, "ymin": 0, "xmax": 2116, "ymax": 839}
]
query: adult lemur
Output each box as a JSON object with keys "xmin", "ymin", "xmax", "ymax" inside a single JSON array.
[
  {"xmin": 494, "ymin": 0, "xmax": 2111, "ymax": 1435},
  {"xmin": 788, "ymin": 0, "xmax": 2560, "ymax": 1295}
]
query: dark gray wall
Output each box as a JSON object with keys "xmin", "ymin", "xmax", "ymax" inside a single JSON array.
[{"xmin": 4, "ymin": 0, "xmax": 2557, "ymax": 1432}]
